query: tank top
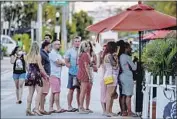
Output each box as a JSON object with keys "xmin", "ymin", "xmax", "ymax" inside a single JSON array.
[{"xmin": 13, "ymin": 56, "xmax": 26, "ymax": 74}]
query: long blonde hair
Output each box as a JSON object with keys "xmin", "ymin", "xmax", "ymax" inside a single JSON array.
[
  {"xmin": 26, "ymin": 41, "xmax": 40, "ymax": 63},
  {"xmin": 78, "ymin": 41, "xmax": 89, "ymax": 56}
]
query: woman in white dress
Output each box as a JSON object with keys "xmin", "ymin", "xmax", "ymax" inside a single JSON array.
[{"xmin": 103, "ymin": 42, "xmax": 119, "ymax": 117}]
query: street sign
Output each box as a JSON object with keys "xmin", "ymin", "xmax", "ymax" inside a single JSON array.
[{"xmin": 49, "ymin": 0, "xmax": 68, "ymax": 6}]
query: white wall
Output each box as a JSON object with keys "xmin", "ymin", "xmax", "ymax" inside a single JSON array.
[{"xmin": 100, "ymin": 31, "xmax": 118, "ymax": 45}]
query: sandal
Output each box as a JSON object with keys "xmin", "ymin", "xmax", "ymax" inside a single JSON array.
[
  {"xmin": 39, "ymin": 110, "xmax": 51, "ymax": 115},
  {"xmin": 48, "ymin": 110, "xmax": 56, "ymax": 114},
  {"xmin": 85, "ymin": 109, "xmax": 93, "ymax": 113},
  {"xmin": 122, "ymin": 111, "xmax": 128, "ymax": 116},
  {"xmin": 67, "ymin": 107, "xmax": 78, "ymax": 112},
  {"xmin": 128, "ymin": 112, "xmax": 138, "ymax": 117},
  {"xmin": 104, "ymin": 113, "xmax": 112, "ymax": 117},
  {"xmin": 79, "ymin": 108, "xmax": 89, "ymax": 114},
  {"xmin": 55, "ymin": 109, "xmax": 67, "ymax": 113},
  {"xmin": 111, "ymin": 113, "xmax": 118, "ymax": 116},
  {"xmin": 117, "ymin": 112, "xmax": 122, "ymax": 116}
]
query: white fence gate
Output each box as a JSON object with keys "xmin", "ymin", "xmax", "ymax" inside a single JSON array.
[{"xmin": 142, "ymin": 72, "xmax": 176, "ymax": 119}]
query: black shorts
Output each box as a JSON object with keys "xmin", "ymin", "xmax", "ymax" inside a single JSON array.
[{"xmin": 67, "ymin": 74, "xmax": 80, "ymax": 90}]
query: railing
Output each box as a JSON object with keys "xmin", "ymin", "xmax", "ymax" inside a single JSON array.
[{"xmin": 142, "ymin": 72, "xmax": 176, "ymax": 119}]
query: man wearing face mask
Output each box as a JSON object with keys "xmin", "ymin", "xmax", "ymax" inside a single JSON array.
[
  {"xmin": 39, "ymin": 40, "xmax": 51, "ymax": 114},
  {"xmin": 65, "ymin": 36, "xmax": 81, "ymax": 112}
]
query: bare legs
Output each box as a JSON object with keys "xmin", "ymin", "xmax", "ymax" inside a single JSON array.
[
  {"xmin": 49, "ymin": 93, "xmax": 54, "ymax": 111},
  {"xmin": 67, "ymin": 89, "xmax": 74, "ymax": 109},
  {"xmin": 101, "ymin": 102, "xmax": 106, "ymax": 114},
  {"xmin": 86, "ymin": 83, "xmax": 92, "ymax": 110},
  {"xmin": 40, "ymin": 79, "xmax": 49, "ymax": 112},
  {"xmin": 79, "ymin": 82, "xmax": 87, "ymax": 110},
  {"xmin": 49, "ymin": 92, "xmax": 61, "ymax": 111},
  {"xmin": 27, "ymin": 86, "xmax": 35, "ymax": 111},
  {"xmin": 19, "ymin": 80, "xmax": 25, "ymax": 102},
  {"xmin": 14, "ymin": 80, "xmax": 24, "ymax": 103},
  {"xmin": 54, "ymin": 93, "xmax": 61, "ymax": 110},
  {"xmin": 26, "ymin": 85, "xmax": 42, "ymax": 115},
  {"xmin": 14, "ymin": 80, "xmax": 19, "ymax": 102},
  {"xmin": 40, "ymin": 93, "xmax": 47, "ymax": 112},
  {"xmin": 105, "ymin": 86, "xmax": 116, "ymax": 116},
  {"xmin": 126, "ymin": 96, "xmax": 132, "ymax": 115},
  {"xmin": 76, "ymin": 88, "xmax": 80, "ymax": 108},
  {"xmin": 79, "ymin": 82, "xmax": 92, "ymax": 113},
  {"xmin": 67, "ymin": 88, "xmax": 80, "ymax": 110}
]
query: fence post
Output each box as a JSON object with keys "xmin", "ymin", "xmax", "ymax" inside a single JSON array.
[
  {"xmin": 150, "ymin": 75, "xmax": 153, "ymax": 119},
  {"xmin": 156, "ymin": 76, "xmax": 160, "ymax": 118},
  {"xmin": 142, "ymin": 72, "xmax": 150, "ymax": 118}
]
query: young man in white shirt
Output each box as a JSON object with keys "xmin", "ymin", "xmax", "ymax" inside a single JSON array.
[{"xmin": 49, "ymin": 40, "xmax": 66, "ymax": 113}]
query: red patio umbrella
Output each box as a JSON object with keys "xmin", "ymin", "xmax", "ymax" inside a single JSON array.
[
  {"xmin": 86, "ymin": 1, "xmax": 177, "ymax": 113},
  {"xmin": 143, "ymin": 30, "xmax": 171, "ymax": 40},
  {"xmin": 87, "ymin": 1, "xmax": 176, "ymax": 33}
]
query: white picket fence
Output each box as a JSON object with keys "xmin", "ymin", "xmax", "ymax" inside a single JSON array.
[{"xmin": 142, "ymin": 72, "xmax": 176, "ymax": 119}]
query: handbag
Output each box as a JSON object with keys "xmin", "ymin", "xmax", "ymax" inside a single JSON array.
[{"xmin": 104, "ymin": 76, "xmax": 114, "ymax": 85}]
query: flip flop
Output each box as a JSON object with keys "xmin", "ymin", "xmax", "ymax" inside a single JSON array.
[
  {"xmin": 117, "ymin": 112, "xmax": 122, "ymax": 116},
  {"xmin": 55, "ymin": 109, "xmax": 67, "ymax": 113},
  {"xmin": 48, "ymin": 110, "xmax": 56, "ymax": 113},
  {"xmin": 67, "ymin": 108, "xmax": 78, "ymax": 112}
]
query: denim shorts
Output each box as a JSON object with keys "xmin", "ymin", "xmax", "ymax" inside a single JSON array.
[
  {"xmin": 67, "ymin": 74, "xmax": 80, "ymax": 89},
  {"xmin": 13, "ymin": 73, "xmax": 26, "ymax": 80}
]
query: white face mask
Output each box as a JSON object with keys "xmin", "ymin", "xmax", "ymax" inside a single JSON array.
[{"xmin": 17, "ymin": 51, "xmax": 23, "ymax": 56}]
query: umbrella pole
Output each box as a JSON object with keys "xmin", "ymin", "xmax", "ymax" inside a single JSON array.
[{"xmin": 135, "ymin": 31, "xmax": 143, "ymax": 113}]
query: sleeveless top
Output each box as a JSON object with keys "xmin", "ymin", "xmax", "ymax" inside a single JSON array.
[{"xmin": 13, "ymin": 56, "xmax": 26, "ymax": 74}]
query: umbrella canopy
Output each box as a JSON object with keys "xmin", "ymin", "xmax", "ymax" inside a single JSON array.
[
  {"xmin": 143, "ymin": 30, "xmax": 171, "ymax": 40},
  {"xmin": 86, "ymin": 1, "xmax": 176, "ymax": 33}
]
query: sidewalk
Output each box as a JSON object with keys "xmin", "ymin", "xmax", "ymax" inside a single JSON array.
[{"xmin": 1, "ymin": 63, "xmax": 139, "ymax": 118}]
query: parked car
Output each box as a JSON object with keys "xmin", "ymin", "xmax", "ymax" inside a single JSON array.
[{"xmin": 0, "ymin": 35, "xmax": 16, "ymax": 55}]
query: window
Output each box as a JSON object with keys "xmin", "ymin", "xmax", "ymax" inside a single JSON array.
[{"xmin": 1, "ymin": 37, "xmax": 13, "ymax": 44}]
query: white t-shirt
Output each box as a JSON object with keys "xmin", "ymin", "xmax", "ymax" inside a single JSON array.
[{"xmin": 49, "ymin": 49, "xmax": 63, "ymax": 78}]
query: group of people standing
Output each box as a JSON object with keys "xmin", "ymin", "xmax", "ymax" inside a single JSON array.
[
  {"xmin": 10, "ymin": 34, "xmax": 138, "ymax": 117},
  {"xmin": 99, "ymin": 40, "xmax": 138, "ymax": 117}
]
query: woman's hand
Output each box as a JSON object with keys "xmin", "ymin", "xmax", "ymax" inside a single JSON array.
[{"xmin": 93, "ymin": 65, "xmax": 98, "ymax": 72}]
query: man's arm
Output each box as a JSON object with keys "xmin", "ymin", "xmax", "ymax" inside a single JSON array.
[
  {"xmin": 50, "ymin": 53, "xmax": 65, "ymax": 66},
  {"xmin": 64, "ymin": 50, "xmax": 71, "ymax": 68},
  {"xmin": 56, "ymin": 58, "xmax": 65, "ymax": 66},
  {"xmin": 65, "ymin": 58, "xmax": 71, "ymax": 68}
]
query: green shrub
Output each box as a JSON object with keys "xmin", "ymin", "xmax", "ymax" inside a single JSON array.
[
  {"xmin": 1, "ymin": 45, "xmax": 8, "ymax": 56},
  {"xmin": 142, "ymin": 38, "xmax": 177, "ymax": 77}
]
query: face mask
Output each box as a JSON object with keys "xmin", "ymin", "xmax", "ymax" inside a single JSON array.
[{"xmin": 17, "ymin": 51, "xmax": 23, "ymax": 56}]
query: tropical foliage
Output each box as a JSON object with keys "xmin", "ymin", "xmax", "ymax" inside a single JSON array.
[
  {"xmin": 145, "ymin": 1, "xmax": 177, "ymax": 17},
  {"xmin": 72, "ymin": 10, "xmax": 93, "ymax": 40},
  {"xmin": 142, "ymin": 38, "xmax": 177, "ymax": 77}
]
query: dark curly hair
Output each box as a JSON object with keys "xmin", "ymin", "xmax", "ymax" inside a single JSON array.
[{"xmin": 10, "ymin": 46, "xmax": 19, "ymax": 56}]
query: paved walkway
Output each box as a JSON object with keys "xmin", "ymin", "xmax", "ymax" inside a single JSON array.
[{"xmin": 1, "ymin": 57, "xmax": 139, "ymax": 119}]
